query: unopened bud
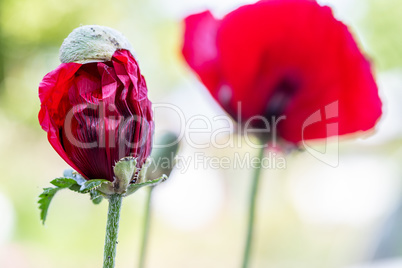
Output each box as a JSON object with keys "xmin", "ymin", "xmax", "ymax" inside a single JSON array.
[{"xmin": 59, "ymin": 25, "xmax": 136, "ymax": 64}]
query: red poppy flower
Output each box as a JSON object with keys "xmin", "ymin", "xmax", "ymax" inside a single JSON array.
[
  {"xmin": 39, "ymin": 49, "xmax": 154, "ymax": 181},
  {"xmin": 182, "ymin": 0, "xmax": 382, "ymax": 144}
]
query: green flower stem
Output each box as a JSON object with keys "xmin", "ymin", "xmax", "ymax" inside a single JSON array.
[
  {"xmin": 138, "ymin": 187, "xmax": 153, "ymax": 268},
  {"xmin": 242, "ymin": 146, "xmax": 265, "ymax": 268},
  {"xmin": 103, "ymin": 194, "xmax": 123, "ymax": 268}
]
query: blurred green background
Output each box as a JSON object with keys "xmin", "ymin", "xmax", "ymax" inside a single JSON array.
[{"xmin": 1, "ymin": 0, "xmax": 402, "ymax": 267}]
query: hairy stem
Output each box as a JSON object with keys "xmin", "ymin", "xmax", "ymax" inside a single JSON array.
[{"xmin": 103, "ymin": 194, "xmax": 123, "ymax": 268}]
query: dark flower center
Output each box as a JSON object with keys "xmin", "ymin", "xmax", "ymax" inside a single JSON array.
[
  {"xmin": 265, "ymin": 76, "xmax": 300, "ymax": 119},
  {"xmin": 251, "ymin": 75, "xmax": 300, "ymax": 133}
]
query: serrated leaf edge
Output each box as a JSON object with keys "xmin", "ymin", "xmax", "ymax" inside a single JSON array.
[
  {"xmin": 39, "ymin": 178, "xmax": 109, "ymax": 224},
  {"xmin": 80, "ymin": 179, "xmax": 109, "ymax": 193}
]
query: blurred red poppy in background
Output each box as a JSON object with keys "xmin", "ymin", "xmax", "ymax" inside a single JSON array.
[
  {"xmin": 182, "ymin": 0, "xmax": 382, "ymax": 144},
  {"xmin": 39, "ymin": 49, "xmax": 153, "ymax": 181}
]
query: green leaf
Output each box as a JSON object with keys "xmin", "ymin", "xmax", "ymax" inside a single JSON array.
[
  {"xmin": 90, "ymin": 190, "xmax": 103, "ymax": 205},
  {"xmin": 80, "ymin": 179, "xmax": 109, "ymax": 193},
  {"xmin": 39, "ymin": 177, "xmax": 81, "ymax": 224},
  {"xmin": 67, "ymin": 178, "xmax": 109, "ymax": 194},
  {"xmin": 125, "ymin": 175, "xmax": 168, "ymax": 197},
  {"xmin": 39, "ymin": 176, "xmax": 109, "ymax": 225},
  {"xmin": 68, "ymin": 184, "xmax": 82, "ymax": 193},
  {"xmin": 38, "ymin": 187, "xmax": 60, "ymax": 225},
  {"xmin": 50, "ymin": 177, "xmax": 77, "ymax": 188}
]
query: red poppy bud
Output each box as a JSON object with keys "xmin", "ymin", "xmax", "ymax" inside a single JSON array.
[
  {"xmin": 39, "ymin": 25, "xmax": 154, "ymax": 182},
  {"xmin": 182, "ymin": 0, "xmax": 382, "ymax": 145}
]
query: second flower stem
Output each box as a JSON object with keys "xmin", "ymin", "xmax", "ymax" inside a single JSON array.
[
  {"xmin": 242, "ymin": 146, "xmax": 265, "ymax": 268},
  {"xmin": 138, "ymin": 187, "xmax": 153, "ymax": 268},
  {"xmin": 103, "ymin": 194, "xmax": 123, "ymax": 268}
]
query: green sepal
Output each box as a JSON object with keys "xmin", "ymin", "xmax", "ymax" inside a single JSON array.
[
  {"xmin": 80, "ymin": 179, "xmax": 109, "ymax": 193},
  {"xmin": 113, "ymin": 157, "xmax": 137, "ymax": 194},
  {"xmin": 124, "ymin": 175, "xmax": 168, "ymax": 197},
  {"xmin": 137, "ymin": 158, "xmax": 151, "ymax": 184}
]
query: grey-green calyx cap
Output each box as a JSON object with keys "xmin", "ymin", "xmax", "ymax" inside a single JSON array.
[{"xmin": 59, "ymin": 25, "xmax": 136, "ymax": 64}]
